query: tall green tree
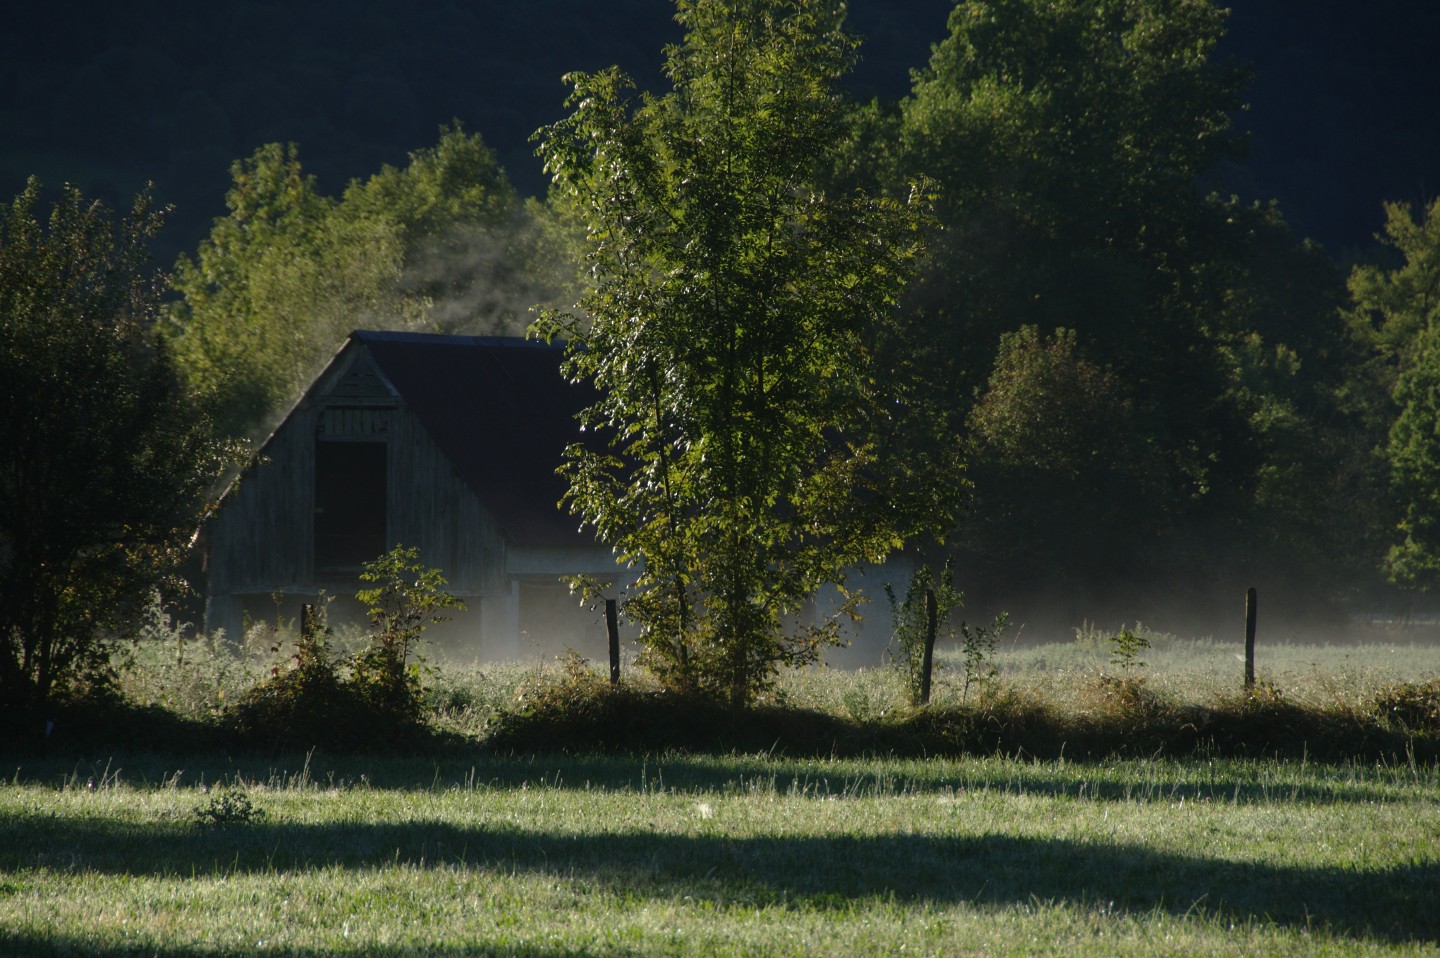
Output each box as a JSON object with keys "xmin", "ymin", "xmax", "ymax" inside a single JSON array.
[
  {"xmin": 964, "ymin": 325, "xmax": 1166, "ymax": 591},
  {"xmin": 1387, "ymin": 322, "xmax": 1440, "ymax": 590},
  {"xmin": 535, "ymin": 0, "xmax": 957, "ymax": 705},
  {"xmin": 166, "ymin": 142, "xmax": 401, "ymax": 437},
  {"xmin": 338, "ymin": 125, "xmax": 577, "ymax": 334},
  {"xmin": 899, "ymin": 0, "xmax": 1248, "ymax": 460},
  {"xmin": 898, "ymin": 0, "xmax": 1245, "ymax": 359},
  {"xmin": 1349, "ymin": 198, "xmax": 1440, "ymax": 589},
  {"xmin": 893, "ymin": 0, "xmax": 1245, "ymax": 581},
  {"xmin": 1208, "ymin": 206, "xmax": 1374, "ymax": 599},
  {"xmin": 0, "ymin": 179, "xmax": 233, "ymax": 718},
  {"xmin": 889, "ymin": 0, "xmax": 1359, "ymax": 611},
  {"xmin": 1349, "ymin": 198, "xmax": 1440, "ymax": 377},
  {"xmin": 167, "ymin": 128, "xmax": 579, "ymax": 439}
]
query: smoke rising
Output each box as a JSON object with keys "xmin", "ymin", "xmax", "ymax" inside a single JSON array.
[{"xmin": 401, "ymin": 206, "xmax": 586, "ymax": 340}]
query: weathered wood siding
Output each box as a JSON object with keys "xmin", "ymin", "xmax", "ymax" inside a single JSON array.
[
  {"xmin": 207, "ymin": 344, "xmax": 506, "ymax": 600},
  {"xmin": 208, "ymin": 404, "xmax": 320, "ymax": 596},
  {"xmin": 386, "ymin": 407, "xmax": 504, "ymax": 595},
  {"xmin": 203, "ymin": 336, "xmax": 633, "ymax": 655}
]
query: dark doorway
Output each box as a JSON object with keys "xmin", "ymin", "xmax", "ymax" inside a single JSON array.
[{"xmin": 315, "ymin": 440, "xmax": 388, "ymax": 570}]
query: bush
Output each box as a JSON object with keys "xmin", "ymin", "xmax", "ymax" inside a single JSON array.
[
  {"xmin": 488, "ymin": 653, "xmax": 860, "ymax": 755},
  {"xmin": 1374, "ymin": 678, "xmax": 1440, "ymax": 733},
  {"xmin": 1107, "ymin": 626, "xmax": 1152, "ymax": 672},
  {"xmin": 192, "ymin": 789, "xmax": 267, "ymax": 828},
  {"xmin": 886, "ymin": 562, "xmax": 1007, "ymax": 706},
  {"xmin": 0, "ymin": 179, "xmax": 238, "ymax": 722},
  {"xmin": 350, "ymin": 546, "xmax": 463, "ymax": 723},
  {"xmin": 228, "ymin": 603, "xmax": 372, "ymax": 750},
  {"xmin": 227, "ymin": 549, "xmax": 463, "ymax": 751}
]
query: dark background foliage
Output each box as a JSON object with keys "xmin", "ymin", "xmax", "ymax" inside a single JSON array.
[
  {"xmin": 3, "ymin": 0, "xmax": 1437, "ymax": 664},
  {"xmin": 0, "ymin": 1, "xmax": 1433, "ymax": 264}
]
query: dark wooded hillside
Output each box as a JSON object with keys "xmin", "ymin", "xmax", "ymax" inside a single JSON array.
[{"xmin": 1, "ymin": 1, "xmax": 1433, "ymax": 262}]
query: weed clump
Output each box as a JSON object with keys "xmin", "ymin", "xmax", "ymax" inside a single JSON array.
[
  {"xmin": 885, "ymin": 563, "xmax": 1007, "ymax": 706},
  {"xmin": 1374, "ymin": 678, "xmax": 1440, "ymax": 732},
  {"xmin": 227, "ymin": 602, "xmax": 371, "ymax": 751},
  {"xmin": 1081, "ymin": 623, "xmax": 1173, "ymax": 739},
  {"xmin": 228, "ymin": 547, "xmax": 462, "ymax": 752},
  {"xmin": 192, "ymin": 789, "xmax": 266, "ymax": 828},
  {"xmin": 888, "ymin": 684, "xmax": 1061, "ymax": 756},
  {"xmin": 489, "ymin": 652, "xmax": 857, "ymax": 755}
]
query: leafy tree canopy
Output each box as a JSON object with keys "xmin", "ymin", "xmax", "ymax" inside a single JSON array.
[
  {"xmin": 1349, "ymin": 199, "xmax": 1440, "ymax": 376},
  {"xmin": 535, "ymin": 0, "xmax": 961, "ymax": 705},
  {"xmin": 882, "ymin": 0, "xmax": 1364, "ymax": 614},
  {"xmin": 1350, "ymin": 199, "xmax": 1440, "ymax": 589},
  {"xmin": 166, "ymin": 127, "xmax": 582, "ymax": 439},
  {"xmin": 0, "ymin": 179, "xmax": 234, "ymax": 717},
  {"xmin": 965, "ymin": 326, "xmax": 1166, "ymax": 579},
  {"xmin": 897, "ymin": 0, "xmax": 1248, "ymax": 397}
]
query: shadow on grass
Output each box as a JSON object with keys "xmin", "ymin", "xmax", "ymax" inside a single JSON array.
[
  {"xmin": 0, "ymin": 697, "xmax": 471, "ymax": 761},
  {"xmin": 441, "ymin": 752, "xmax": 1435, "ymax": 807},
  {"xmin": 3, "ymin": 812, "xmax": 1436, "ymax": 944},
  {"xmin": 0, "ymin": 936, "xmax": 589, "ymax": 958},
  {"xmin": 9, "ymin": 748, "xmax": 1432, "ymax": 812},
  {"xmin": 6, "ymin": 749, "xmax": 1430, "ymax": 808}
]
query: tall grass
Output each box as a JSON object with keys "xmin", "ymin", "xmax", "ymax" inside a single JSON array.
[
  {"xmin": 954, "ymin": 628, "xmax": 1440, "ymax": 713},
  {"xmin": 77, "ymin": 619, "xmax": 1440, "ymax": 762}
]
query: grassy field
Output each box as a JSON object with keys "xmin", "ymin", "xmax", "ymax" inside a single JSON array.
[
  {"xmin": 788, "ymin": 629, "xmax": 1440, "ymax": 717},
  {"xmin": 6, "ymin": 630, "xmax": 1437, "ymax": 955},
  {"xmin": 3, "ymin": 748, "xmax": 1438, "ymax": 956}
]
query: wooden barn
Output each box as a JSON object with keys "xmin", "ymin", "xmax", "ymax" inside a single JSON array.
[
  {"xmin": 201, "ymin": 330, "xmax": 621, "ymax": 660},
  {"xmin": 202, "ymin": 328, "xmax": 908, "ymax": 664}
]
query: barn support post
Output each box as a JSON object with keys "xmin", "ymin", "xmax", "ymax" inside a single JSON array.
[
  {"xmin": 481, "ymin": 579, "xmax": 523, "ymax": 660},
  {"xmin": 1244, "ymin": 587, "xmax": 1257, "ymax": 691},
  {"xmin": 606, "ymin": 598, "xmax": 620, "ymax": 685},
  {"xmin": 204, "ymin": 594, "xmax": 242, "ymax": 647},
  {"xmin": 501, "ymin": 578, "xmax": 521, "ymax": 660}
]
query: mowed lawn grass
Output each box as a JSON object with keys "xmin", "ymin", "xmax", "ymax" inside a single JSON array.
[{"xmin": 2, "ymin": 751, "xmax": 1437, "ymax": 956}]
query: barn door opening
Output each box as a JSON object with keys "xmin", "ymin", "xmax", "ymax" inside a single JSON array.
[{"xmin": 314, "ymin": 440, "xmax": 388, "ymax": 571}]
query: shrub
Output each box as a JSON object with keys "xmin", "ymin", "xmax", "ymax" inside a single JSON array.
[
  {"xmin": 1075, "ymin": 622, "xmax": 1164, "ymax": 731},
  {"xmin": 886, "ymin": 564, "xmax": 961, "ymax": 705},
  {"xmin": 1374, "ymin": 678, "xmax": 1440, "ymax": 732},
  {"xmin": 192, "ymin": 789, "xmax": 266, "ymax": 828},
  {"xmin": 0, "ymin": 179, "xmax": 239, "ymax": 723},
  {"xmin": 957, "ymin": 614, "xmax": 1008, "ymax": 705},
  {"xmin": 1107, "ymin": 625, "xmax": 1152, "ymax": 672},
  {"xmin": 228, "ymin": 601, "xmax": 361, "ymax": 750},
  {"xmin": 886, "ymin": 562, "xmax": 1007, "ymax": 706},
  {"xmin": 488, "ymin": 652, "xmax": 863, "ymax": 755},
  {"xmin": 227, "ymin": 549, "xmax": 463, "ymax": 751},
  {"xmin": 351, "ymin": 545, "xmax": 464, "ymax": 723}
]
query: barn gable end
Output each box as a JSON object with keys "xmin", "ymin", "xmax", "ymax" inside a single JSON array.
[{"xmin": 203, "ymin": 331, "xmax": 616, "ymax": 660}]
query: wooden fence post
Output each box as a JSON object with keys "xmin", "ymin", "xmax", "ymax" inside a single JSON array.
[
  {"xmin": 606, "ymin": 598, "xmax": 620, "ymax": 686},
  {"xmin": 920, "ymin": 587, "xmax": 938, "ymax": 705},
  {"xmin": 1244, "ymin": 587, "xmax": 1257, "ymax": 691}
]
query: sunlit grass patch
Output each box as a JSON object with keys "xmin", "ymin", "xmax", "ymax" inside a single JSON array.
[{"xmin": 2, "ymin": 751, "xmax": 1437, "ymax": 955}]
